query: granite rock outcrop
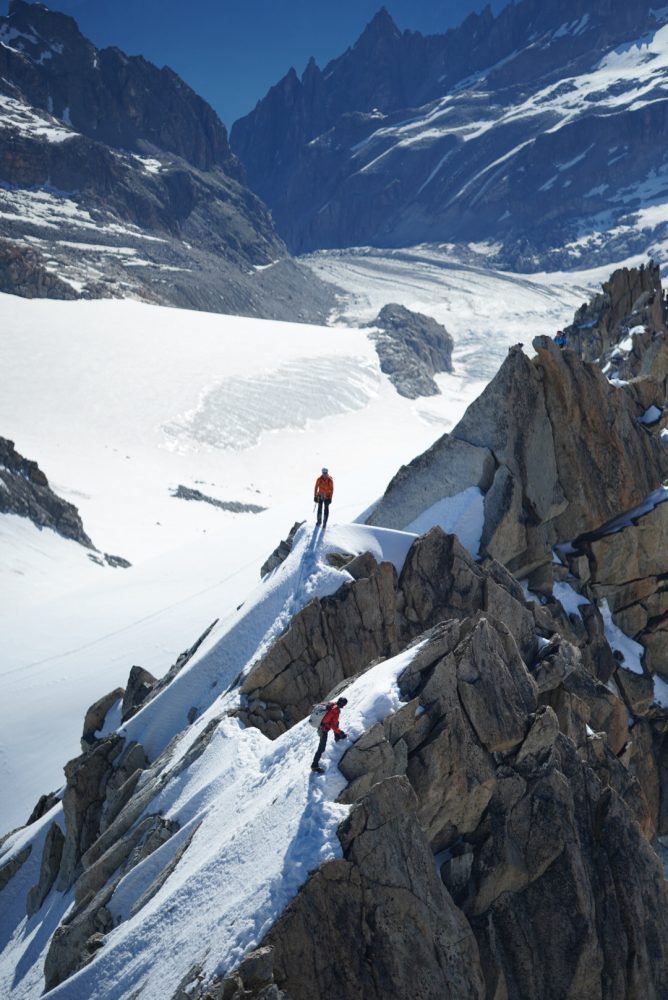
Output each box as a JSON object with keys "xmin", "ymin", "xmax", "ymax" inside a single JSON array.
[
  {"xmin": 0, "ymin": 435, "xmax": 92, "ymax": 545},
  {"xmin": 364, "ymin": 302, "xmax": 454, "ymax": 398}
]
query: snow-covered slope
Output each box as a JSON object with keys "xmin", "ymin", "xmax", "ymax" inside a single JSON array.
[
  {"xmin": 0, "ymin": 521, "xmax": 421, "ymax": 1000},
  {"xmin": 0, "ymin": 281, "xmax": 474, "ymax": 831}
]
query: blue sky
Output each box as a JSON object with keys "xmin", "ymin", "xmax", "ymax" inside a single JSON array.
[{"xmin": 1, "ymin": 0, "xmax": 508, "ymax": 127}]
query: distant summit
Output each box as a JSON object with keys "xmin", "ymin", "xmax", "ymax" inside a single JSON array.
[{"xmin": 231, "ymin": 0, "xmax": 668, "ymax": 270}]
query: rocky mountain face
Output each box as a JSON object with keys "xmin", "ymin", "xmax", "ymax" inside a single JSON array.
[
  {"xmin": 368, "ymin": 266, "xmax": 668, "ymax": 575},
  {"xmin": 231, "ymin": 0, "xmax": 668, "ymax": 268},
  {"xmin": 0, "ymin": 1, "xmax": 332, "ymax": 320},
  {"xmin": 1, "ymin": 263, "xmax": 668, "ymax": 997}
]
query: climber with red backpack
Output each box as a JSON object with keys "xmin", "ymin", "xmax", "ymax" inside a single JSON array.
[
  {"xmin": 314, "ymin": 467, "xmax": 334, "ymax": 527},
  {"xmin": 310, "ymin": 697, "xmax": 348, "ymax": 773}
]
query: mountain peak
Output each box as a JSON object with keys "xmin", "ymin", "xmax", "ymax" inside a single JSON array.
[
  {"xmin": 358, "ymin": 6, "xmax": 401, "ymax": 43},
  {"xmin": 6, "ymin": 0, "xmax": 84, "ymax": 43}
]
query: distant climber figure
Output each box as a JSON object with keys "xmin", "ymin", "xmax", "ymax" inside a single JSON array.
[
  {"xmin": 314, "ymin": 467, "xmax": 334, "ymax": 527},
  {"xmin": 311, "ymin": 697, "xmax": 348, "ymax": 773},
  {"xmin": 554, "ymin": 330, "xmax": 567, "ymax": 348}
]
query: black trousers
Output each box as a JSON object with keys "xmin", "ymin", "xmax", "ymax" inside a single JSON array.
[
  {"xmin": 312, "ymin": 727, "xmax": 329, "ymax": 767},
  {"xmin": 316, "ymin": 498, "xmax": 331, "ymax": 525}
]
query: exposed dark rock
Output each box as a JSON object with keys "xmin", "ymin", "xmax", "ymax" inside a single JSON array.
[
  {"xmin": 368, "ymin": 318, "xmax": 668, "ymax": 578},
  {"xmin": 45, "ymin": 812, "xmax": 186, "ymax": 990},
  {"xmin": 364, "ymin": 302, "xmax": 454, "ymax": 398},
  {"xmin": 240, "ymin": 530, "xmax": 539, "ymax": 737},
  {"xmin": 121, "ymin": 666, "xmax": 158, "ymax": 722},
  {"xmin": 26, "ymin": 790, "xmax": 60, "ymax": 826},
  {"xmin": 172, "ymin": 485, "xmax": 266, "ymax": 515},
  {"xmin": 263, "ymin": 604, "xmax": 668, "ymax": 1000},
  {"xmin": 564, "ymin": 261, "xmax": 668, "ymax": 366},
  {"xmin": 145, "ymin": 619, "xmax": 219, "ymax": 703},
  {"xmin": 26, "ymin": 821, "xmax": 64, "ymax": 916},
  {"xmin": 202, "ymin": 947, "xmax": 292, "ymax": 1000},
  {"xmin": 0, "ymin": 435, "xmax": 92, "ymax": 545},
  {"xmin": 57, "ymin": 734, "xmax": 125, "ymax": 891},
  {"xmin": 103, "ymin": 553, "xmax": 132, "ymax": 568},
  {"xmin": 0, "ymin": 239, "xmax": 80, "ymax": 298},
  {"xmin": 261, "ymin": 521, "xmax": 304, "ymax": 577},
  {"xmin": 81, "ymin": 688, "xmax": 124, "ymax": 749},
  {"xmin": 239, "ymin": 554, "xmax": 400, "ymax": 736}
]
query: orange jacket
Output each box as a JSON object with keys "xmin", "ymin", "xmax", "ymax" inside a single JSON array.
[{"xmin": 314, "ymin": 474, "xmax": 334, "ymax": 501}]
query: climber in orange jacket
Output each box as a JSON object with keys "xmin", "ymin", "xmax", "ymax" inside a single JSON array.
[{"xmin": 314, "ymin": 467, "xmax": 334, "ymax": 527}]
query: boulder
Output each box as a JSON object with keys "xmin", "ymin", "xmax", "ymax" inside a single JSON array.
[
  {"xmin": 364, "ymin": 302, "xmax": 454, "ymax": 399},
  {"xmin": 531, "ymin": 636, "xmax": 579, "ymax": 693},
  {"xmin": 615, "ymin": 665, "xmax": 656, "ymax": 716},
  {"xmin": 455, "ymin": 617, "xmax": 537, "ymax": 754}
]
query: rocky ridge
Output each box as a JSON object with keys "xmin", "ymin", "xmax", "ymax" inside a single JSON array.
[
  {"xmin": 367, "ymin": 266, "xmax": 668, "ymax": 574},
  {"xmin": 1, "ymin": 265, "xmax": 668, "ymax": 998}
]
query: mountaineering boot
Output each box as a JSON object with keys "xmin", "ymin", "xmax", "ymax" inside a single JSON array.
[{"xmin": 311, "ymin": 764, "xmax": 325, "ymax": 774}]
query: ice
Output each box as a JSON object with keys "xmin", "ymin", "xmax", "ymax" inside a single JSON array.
[{"xmin": 163, "ymin": 355, "xmax": 380, "ymax": 452}]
